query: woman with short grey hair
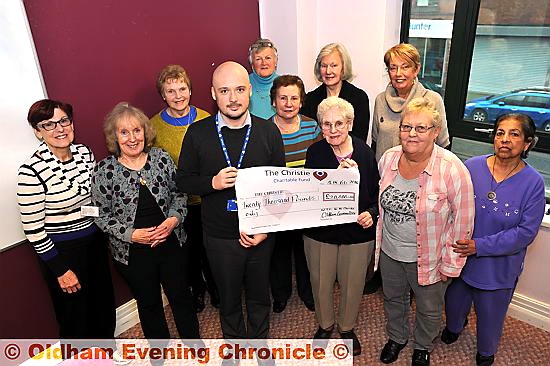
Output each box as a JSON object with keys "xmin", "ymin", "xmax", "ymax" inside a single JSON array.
[
  {"xmin": 248, "ymin": 38, "xmax": 279, "ymax": 119},
  {"xmin": 304, "ymin": 96, "xmax": 379, "ymax": 357}
]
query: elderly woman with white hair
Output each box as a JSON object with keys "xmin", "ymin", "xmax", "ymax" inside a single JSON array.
[
  {"xmin": 303, "ymin": 96, "xmax": 379, "ymax": 357},
  {"xmin": 300, "ymin": 43, "xmax": 370, "ymax": 141},
  {"xmin": 376, "ymin": 97, "xmax": 474, "ymax": 366},
  {"xmin": 248, "ymin": 38, "xmax": 279, "ymax": 119}
]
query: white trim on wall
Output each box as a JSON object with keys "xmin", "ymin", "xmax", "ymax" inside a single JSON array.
[
  {"xmin": 114, "ymin": 294, "xmax": 168, "ymax": 336},
  {"xmin": 508, "ymin": 293, "xmax": 550, "ymax": 331}
]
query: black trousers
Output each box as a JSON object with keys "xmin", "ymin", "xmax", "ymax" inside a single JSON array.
[
  {"xmin": 204, "ymin": 234, "xmax": 274, "ymax": 339},
  {"xmin": 114, "ymin": 239, "xmax": 199, "ymax": 339},
  {"xmin": 40, "ymin": 229, "xmax": 115, "ymax": 339},
  {"xmin": 270, "ymin": 230, "xmax": 313, "ymax": 304},
  {"xmin": 184, "ymin": 205, "xmax": 217, "ymax": 297}
]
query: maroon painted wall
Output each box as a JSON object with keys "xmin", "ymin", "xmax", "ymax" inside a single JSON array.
[{"xmin": 0, "ymin": 0, "xmax": 259, "ymax": 338}]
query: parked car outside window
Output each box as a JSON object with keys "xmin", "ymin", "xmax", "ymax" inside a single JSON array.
[{"xmin": 464, "ymin": 88, "xmax": 550, "ymax": 132}]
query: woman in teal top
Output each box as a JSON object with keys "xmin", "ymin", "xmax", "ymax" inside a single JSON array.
[{"xmin": 248, "ymin": 38, "xmax": 279, "ymax": 119}]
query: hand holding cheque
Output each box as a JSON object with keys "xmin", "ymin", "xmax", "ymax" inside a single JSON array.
[{"xmin": 235, "ymin": 167, "xmax": 360, "ymax": 234}]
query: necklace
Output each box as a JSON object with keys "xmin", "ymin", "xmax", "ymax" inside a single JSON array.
[
  {"xmin": 118, "ymin": 152, "xmax": 147, "ymax": 170},
  {"xmin": 487, "ymin": 157, "xmax": 521, "ymax": 200}
]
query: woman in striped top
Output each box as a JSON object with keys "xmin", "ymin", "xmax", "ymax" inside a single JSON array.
[
  {"xmin": 268, "ymin": 75, "xmax": 322, "ymax": 314},
  {"xmin": 17, "ymin": 99, "xmax": 115, "ymax": 339}
]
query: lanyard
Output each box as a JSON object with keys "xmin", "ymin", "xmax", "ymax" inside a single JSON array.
[{"xmin": 215, "ymin": 115, "xmax": 251, "ymax": 169}]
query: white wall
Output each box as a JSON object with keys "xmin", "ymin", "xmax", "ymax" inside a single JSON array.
[
  {"xmin": 259, "ymin": 0, "xmax": 550, "ymax": 329},
  {"xmin": 259, "ymin": 0, "xmax": 403, "ymax": 142},
  {"xmin": 0, "ymin": 1, "xmax": 46, "ymax": 250},
  {"xmin": 516, "ymin": 226, "xmax": 550, "ymax": 303}
]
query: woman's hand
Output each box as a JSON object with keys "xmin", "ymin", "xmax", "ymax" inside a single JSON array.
[
  {"xmin": 131, "ymin": 227, "xmax": 160, "ymax": 246},
  {"xmin": 337, "ymin": 158, "xmax": 358, "ymax": 169},
  {"xmin": 239, "ymin": 232, "xmax": 267, "ymax": 248},
  {"xmin": 452, "ymin": 239, "xmax": 477, "ymax": 257},
  {"xmin": 357, "ymin": 211, "xmax": 374, "ymax": 229},
  {"xmin": 57, "ymin": 270, "xmax": 81, "ymax": 294},
  {"xmin": 149, "ymin": 217, "xmax": 179, "ymax": 247}
]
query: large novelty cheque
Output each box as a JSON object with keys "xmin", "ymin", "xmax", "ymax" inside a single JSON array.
[{"xmin": 235, "ymin": 167, "xmax": 360, "ymax": 234}]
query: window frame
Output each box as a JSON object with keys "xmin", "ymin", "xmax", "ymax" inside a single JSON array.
[{"xmin": 400, "ymin": 0, "xmax": 550, "ymax": 154}]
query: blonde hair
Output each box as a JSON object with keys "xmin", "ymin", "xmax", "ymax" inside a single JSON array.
[
  {"xmin": 317, "ymin": 96, "xmax": 355, "ymax": 122},
  {"xmin": 384, "ymin": 43, "xmax": 421, "ymax": 69},
  {"xmin": 401, "ymin": 97, "xmax": 442, "ymax": 128},
  {"xmin": 103, "ymin": 102, "xmax": 156, "ymax": 157},
  {"xmin": 314, "ymin": 43, "xmax": 354, "ymax": 83}
]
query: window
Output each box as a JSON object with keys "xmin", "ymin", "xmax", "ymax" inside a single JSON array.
[
  {"xmin": 406, "ymin": 0, "xmax": 456, "ymax": 98},
  {"xmin": 402, "ymin": 0, "xmax": 550, "ymax": 196}
]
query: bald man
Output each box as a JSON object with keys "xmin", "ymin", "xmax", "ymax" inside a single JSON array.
[{"xmin": 177, "ymin": 61, "xmax": 285, "ymax": 340}]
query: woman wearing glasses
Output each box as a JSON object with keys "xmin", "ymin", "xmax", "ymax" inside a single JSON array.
[
  {"xmin": 303, "ymin": 96, "xmax": 379, "ymax": 357},
  {"xmin": 17, "ymin": 99, "xmax": 115, "ymax": 339},
  {"xmin": 372, "ymin": 43, "xmax": 450, "ymax": 162},
  {"xmin": 248, "ymin": 38, "xmax": 279, "ymax": 119},
  {"xmin": 376, "ymin": 97, "xmax": 474, "ymax": 366}
]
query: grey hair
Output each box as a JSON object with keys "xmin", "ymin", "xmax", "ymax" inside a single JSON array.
[
  {"xmin": 314, "ymin": 43, "xmax": 354, "ymax": 83},
  {"xmin": 248, "ymin": 38, "xmax": 278, "ymax": 65},
  {"xmin": 317, "ymin": 96, "xmax": 355, "ymax": 122}
]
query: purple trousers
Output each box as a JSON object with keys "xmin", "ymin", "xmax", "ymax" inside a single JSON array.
[{"xmin": 445, "ymin": 277, "xmax": 515, "ymax": 356}]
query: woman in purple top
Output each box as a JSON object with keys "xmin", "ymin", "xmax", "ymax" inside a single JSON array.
[{"xmin": 442, "ymin": 113, "xmax": 546, "ymax": 366}]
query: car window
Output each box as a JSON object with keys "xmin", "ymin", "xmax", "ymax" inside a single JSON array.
[
  {"xmin": 525, "ymin": 95, "xmax": 550, "ymax": 109},
  {"xmin": 499, "ymin": 95, "xmax": 526, "ymax": 106}
]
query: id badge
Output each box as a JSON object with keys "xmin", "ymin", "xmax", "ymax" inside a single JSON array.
[
  {"xmin": 81, "ymin": 205, "xmax": 99, "ymax": 217},
  {"xmin": 227, "ymin": 199, "xmax": 238, "ymax": 212}
]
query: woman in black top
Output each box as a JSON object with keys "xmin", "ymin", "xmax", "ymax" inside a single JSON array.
[
  {"xmin": 304, "ymin": 96, "xmax": 379, "ymax": 357},
  {"xmin": 300, "ymin": 43, "xmax": 370, "ymax": 141},
  {"xmin": 92, "ymin": 103, "xmax": 199, "ymax": 350}
]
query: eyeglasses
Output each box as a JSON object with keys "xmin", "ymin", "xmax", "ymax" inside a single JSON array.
[
  {"xmin": 321, "ymin": 121, "xmax": 349, "ymax": 131},
  {"xmin": 37, "ymin": 117, "xmax": 72, "ymax": 131},
  {"xmin": 387, "ymin": 64, "xmax": 413, "ymax": 74},
  {"xmin": 399, "ymin": 124, "xmax": 435, "ymax": 134}
]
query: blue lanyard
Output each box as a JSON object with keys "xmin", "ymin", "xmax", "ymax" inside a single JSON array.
[{"xmin": 215, "ymin": 115, "xmax": 251, "ymax": 169}]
